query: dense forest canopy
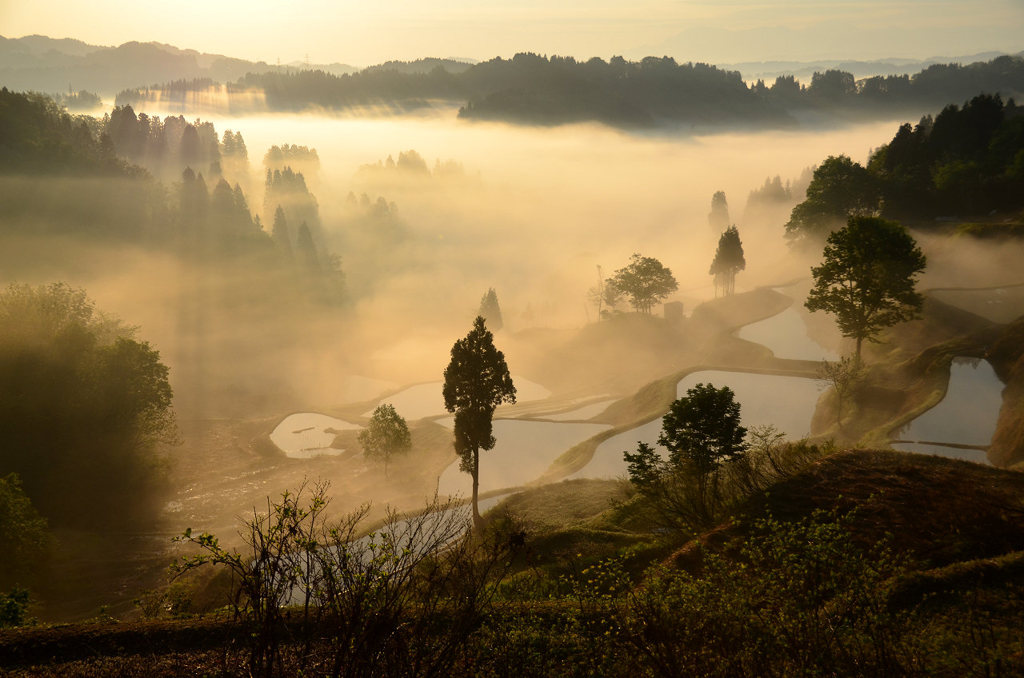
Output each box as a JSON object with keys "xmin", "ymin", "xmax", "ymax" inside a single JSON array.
[{"xmin": 786, "ymin": 94, "xmax": 1024, "ymax": 241}]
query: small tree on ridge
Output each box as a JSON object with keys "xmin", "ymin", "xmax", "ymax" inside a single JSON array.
[{"xmin": 608, "ymin": 253, "xmax": 678, "ymax": 314}]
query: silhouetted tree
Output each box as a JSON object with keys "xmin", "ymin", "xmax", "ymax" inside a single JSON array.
[
  {"xmin": 358, "ymin": 404, "xmax": 412, "ymax": 478},
  {"xmin": 708, "ymin": 191, "xmax": 730, "ymax": 232},
  {"xmin": 442, "ymin": 317, "xmax": 516, "ymax": 528},
  {"xmin": 271, "ymin": 206, "xmax": 293, "ymax": 259},
  {"xmin": 608, "ymin": 253, "xmax": 678, "ymax": 314},
  {"xmin": 625, "ymin": 383, "xmax": 747, "ymax": 526},
  {"xmin": 709, "ymin": 225, "xmax": 746, "ymax": 296},
  {"xmin": 806, "ymin": 216, "xmax": 926, "ymax": 363},
  {"xmin": 478, "ymin": 288, "xmax": 504, "ymax": 331}
]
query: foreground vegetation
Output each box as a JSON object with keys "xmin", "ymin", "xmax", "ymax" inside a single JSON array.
[{"xmin": 2, "ymin": 449, "xmax": 1023, "ymax": 676}]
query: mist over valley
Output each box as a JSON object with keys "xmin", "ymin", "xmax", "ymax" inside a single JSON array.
[{"xmin": 2, "ymin": 17, "xmax": 1024, "ymax": 675}]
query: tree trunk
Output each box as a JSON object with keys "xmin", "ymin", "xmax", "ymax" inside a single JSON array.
[
  {"xmin": 855, "ymin": 336, "xmax": 863, "ymax": 365},
  {"xmin": 471, "ymin": 446, "xmax": 483, "ymax": 531}
]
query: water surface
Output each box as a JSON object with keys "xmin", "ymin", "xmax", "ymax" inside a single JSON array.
[
  {"xmin": 270, "ymin": 412, "xmax": 363, "ymax": 458},
  {"xmin": 436, "ymin": 419, "xmax": 610, "ymax": 496},
  {"xmin": 738, "ymin": 306, "xmax": 839, "ymax": 361},
  {"xmin": 892, "ymin": 358, "xmax": 1003, "ymax": 463},
  {"xmin": 570, "ymin": 370, "xmax": 823, "ymax": 480}
]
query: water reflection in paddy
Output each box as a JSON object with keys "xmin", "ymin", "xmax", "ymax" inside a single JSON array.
[
  {"xmin": 738, "ymin": 306, "xmax": 838, "ymax": 362},
  {"xmin": 891, "ymin": 358, "xmax": 1003, "ymax": 464},
  {"xmin": 929, "ymin": 287, "xmax": 1024, "ymax": 324},
  {"xmin": 270, "ymin": 413, "xmax": 363, "ymax": 459},
  {"xmin": 436, "ymin": 419, "xmax": 610, "ymax": 496},
  {"xmin": 366, "ymin": 376, "xmax": 551, "ymax": 421},
  {"xmin": 570, "ymin": 370, "xmax": 823, "ymax": 480}
]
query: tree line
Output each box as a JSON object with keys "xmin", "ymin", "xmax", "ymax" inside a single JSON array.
[{"xmin": 112, "ymin": 53, "xmax": 1024, "ymax": 129}]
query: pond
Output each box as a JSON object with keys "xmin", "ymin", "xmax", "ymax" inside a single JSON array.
[
  {"xmin": 890, "ymin": 358, "xmax": 1003, "ymax": 464},
  {"xmin": 737, "ymin": 306, "xmax": 839, "ymax": 362},
  {"xmin": 270, "ymin": 412, "xmax": 363, "ymax": 459},
  {"xmin": 436, "ymin": 418, "xmax": 611, "ymax": 496},
  {"xmin": 568, "ymin": 370, "xmax": 823, "ymax": 480},
  {"xmin": 365, "ymin": 376, "xmax": 551, "ymax": 421}
]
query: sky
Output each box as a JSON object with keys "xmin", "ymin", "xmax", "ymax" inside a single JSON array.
[{"xmin": 1, "ymin": 0, "xmax": 1022, "ymax": 67}]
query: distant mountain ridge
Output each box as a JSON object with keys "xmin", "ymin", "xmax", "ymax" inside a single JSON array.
[
  {"xmin": 2, "ymin": 33, "xmax": 1017, "ymax": 100},
  {"xmin": 722, "ymin": 52, "xmax": 1016, "ymax": 82},
  {"xmin": 0, "ymin": 35, "xmax": 359, "ymax": 95}
]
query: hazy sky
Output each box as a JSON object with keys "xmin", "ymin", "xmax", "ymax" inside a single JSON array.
[{"xmin": 2, "ymin": 0, "xmax": 1021, "ymax": 66}]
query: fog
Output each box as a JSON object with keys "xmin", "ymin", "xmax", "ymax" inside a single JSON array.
[
  {"xmin": 0, "ymin": 109, "xmax": 927, "ymax": 420},
  {"xmin": 95, "ymin": 110, "xmax": 908, "ymax": 399},
  {"xmin": 9, "ymin": 87, "xmax": 1024, "ymax": 629}
]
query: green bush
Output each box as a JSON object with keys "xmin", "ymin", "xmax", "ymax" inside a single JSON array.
[{"xmin": 0, "ymin": 587, "xmax": 30, "ymax": 628}]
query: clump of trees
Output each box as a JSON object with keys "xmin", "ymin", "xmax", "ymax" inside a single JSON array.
[
  {"xmin": 806, "ymin": 216, "xmax": 926, "ymax": 362},
  {"xmin": 478, "ymin": 288, "xmax": 504, "ymax": 331},
  {"xmin": 709, "ymin": 225, "xmax": 746, "ymax": 296},
  {"xmin": 0, "ymin": 88, "xmax": 128, "ymax": 175},
  {"xmin": 0, "ymin": 283, "xmax": 177, "ymax": 528},
  {"xmin": 358, "ymin": 404, "xmax": 412, "ymax": 477},
  {"xmin": 785, "ymin": 155, "xmax": 878, "ymax": 243},
  {"xmin": 606, "ymin": 253, "xmax": 678, "ymax": 315},
  {"xmin": 443, "ymin": 317, "xmax": 516, "ymax": 528},
  {"xmin": 263, "ymin": 167, "xmax": 345, "ymax": 303},
  {"xmin": 50, "ymin": 89, "xmax": 102, "ymax": 111},
  {"xmin": 263, "ymin": 144, "xmax": 320, "ymax": 174},
  {"xmin": 786, "ymin": 94, "xmax": 1024, "ymax": 243},
  {"xmin": 103, "ymin": 104, "xmax": 230, "ymax": 180},
  {"xmin": 624, "ymin": 385, "xmax": 832, "ymax": 530},
  {"xmin": 625, "ymin": 383, "xmax": 747, "ymax": 527},
  {"xmin": 707, "ymin": 190, "xmax": 731, "ymax": 232}
]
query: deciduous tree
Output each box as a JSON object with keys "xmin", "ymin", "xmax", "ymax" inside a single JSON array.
[
  {"xmin": 805, "ymin": 216, "xmax": 926, "ymax": 363},
  {"xmin": 625, "ymin": 383, "xmax": 747, "ymax": 526},
  {"xmin": 358, "ymin": 404, "xmax": 412, "ymax": 478},
  {"xmin": 608, "ymin": 253, "xmax": 678, "ymax": 314}
]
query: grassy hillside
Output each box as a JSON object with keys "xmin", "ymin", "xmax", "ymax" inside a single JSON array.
[{"xmin": 3, "ymin": 448, "xmax": 1022, "ymax": 676}]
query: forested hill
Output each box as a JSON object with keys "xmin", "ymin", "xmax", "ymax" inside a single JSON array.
[
  {"xmin": 115, "ymin": 52, "xmax": 1024, "ymax": 129},
  {"xmin": 0, "ymin": 88, "xmax": 135, "ymax": 176},
  {"xmin": 783, "ymin": 93, "xmax": 1024, "ymax": 242}
]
